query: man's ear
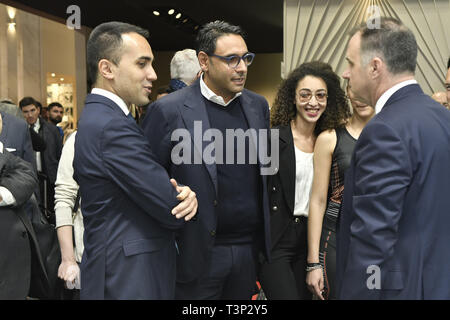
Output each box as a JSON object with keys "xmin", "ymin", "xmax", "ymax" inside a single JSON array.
[
  {"xmin": 198, "ymin": 51, "xmax": 209, "ymax": 73},
  {"xmin": 98, "ymin": 59, "xmax": 115, "ymax": 80},
  {"xmin": 369, "ymin": 57, "xmax": 383, "ymax": 79}
]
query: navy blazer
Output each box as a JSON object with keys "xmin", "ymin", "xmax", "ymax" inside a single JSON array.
[
  {"xmin": 336, "ymin": 84, "xmax": 450, "ymax": 299},
  {"xmin": 142, "ymin": 81, "xmax": 272, "ymax": 283},
  {"xmin": 73, "ymin": 93, "xmax": 186, "ymax": 299}
]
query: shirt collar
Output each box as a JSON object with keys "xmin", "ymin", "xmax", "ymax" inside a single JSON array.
[
  {"xmin": 0, "ymin": 141, "xmax": 3, "ymax": 153},
  {"xmin": 200, "ymin": 74, "xmax": 242, "ymax": 107},
  {"xmin": 91, "ymin": 88, "xmax": 130, "ymax": 116},
  {"xmin": 375, "ymin": 79, "xmax": 418, "ymax": 114}
]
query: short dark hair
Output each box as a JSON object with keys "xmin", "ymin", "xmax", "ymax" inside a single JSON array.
[
  {"xmin": 87, "ymin": 21, "xmax": 149, "ymax": 85},
  {"xmin": 196, "ymin": 20, "xmax": 246, "ymax": 55},
  {"xmin": 19, "ymin": 96, "xmax": 38, "ymax": 110},
  {"xmin": 271, "ymin": 61, "xmax": 350, "ymax": 136},
  {"xmin": 48, "ymin": 102, "xmax": 64, "ymax": 111},
  {"xmin": 350, "ymin": 17, "xmax": 417, "ymax": 75}
]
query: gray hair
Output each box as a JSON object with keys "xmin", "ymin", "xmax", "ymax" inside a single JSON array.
[
  {"xmin": 351, "ymin": 17, "xmax": 417, "ymax": 75},
  {"xmin": 170, "ymin": 49, "xmax": 201, "ymax": 86}
]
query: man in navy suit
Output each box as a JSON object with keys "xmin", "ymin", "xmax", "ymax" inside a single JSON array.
[
  {"xmin": 0, "ymin": 110, "xmax": 36, "ymax": 172},
  {"xmin": 73, "ymin": 22, "xmax": 198, "ymax": 300},
  {"xmin": 336, "ymin": 17, "xmax": 450, "ymax": 299},
  {"xmin": 142, "ymin": 20, "xmax": 272, "ymax": 299}
]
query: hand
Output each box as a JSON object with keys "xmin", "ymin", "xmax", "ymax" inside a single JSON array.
[
  {"xmin": 170, "ymin": 178, "xmax": 198, "ymax": 221},
  {"xmin": 58, "ymin": 259, "xmax": 80, "ymax": 283},
  {"xmin": 306, "ymin": 268, "xmax": 325, "ymax": 300}
]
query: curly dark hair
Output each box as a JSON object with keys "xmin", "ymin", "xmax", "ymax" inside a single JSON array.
[{"xmin": 270, "ymin": 61, "xmax": 350, "ymax": 136}]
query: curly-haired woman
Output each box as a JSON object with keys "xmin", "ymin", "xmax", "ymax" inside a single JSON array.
[
  {"xmin": 306, "ymin": 85, "xmax": 374, "ymax": 300},
  {"xmin": 259, "ymin": 61, "xmax": 350, "ymax": 299}
]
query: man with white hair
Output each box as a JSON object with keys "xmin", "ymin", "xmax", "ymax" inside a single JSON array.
[{"xmin": 169, "ymin": 49, "xmax": 201, "ymax": 91}]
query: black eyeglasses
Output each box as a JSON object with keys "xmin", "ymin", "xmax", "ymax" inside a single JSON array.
[{"xmin": 209, "ymin": 52, "xmax": 255, "ymax": 69}]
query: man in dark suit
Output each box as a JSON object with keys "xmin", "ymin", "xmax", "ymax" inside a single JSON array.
[
  {"xmin": 19, "ymin": 97, "xmax": 62, "ymax": 219},
  {"xmin": 142, "ymin": 20, "xmax": 271, "ymax": 299},
  {"xmin": 73, "ymin": 21, "xmax": 198, "ymax": 300},
  {"xmin": 337, "ymin": 17, "xmax": 450, "ymax": 299},
  {"xmin": 0, "ymin": 110, "xmax": 36, "ymax": 172},
  {"xmin": 0, "ymin": 140, "xmax": 47, "ymax": 299}
]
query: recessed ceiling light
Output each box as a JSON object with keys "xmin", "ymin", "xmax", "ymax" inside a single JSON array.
[
  {"xmin": 153, "ymin": 11, "xmax": 160, "ymax": 16},
  {"xmin": 175, "ymin": 13, "xmax": 181, "ymax": 19},
  {"xmin": 182, "ymin": 18, "xmax": 188, "ymax": 23},
  {"xmin": 60, "ymin": 78, "xmax": 64, "ymax": 81},
  {"xmin": 51, "ymin": 73, "xmax": 56, "ymax": 77},
  {"xmin": 168, "ymin": 9, "xmax": 175, "ymax": 15}
]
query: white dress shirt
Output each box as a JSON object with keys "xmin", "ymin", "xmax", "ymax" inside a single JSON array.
[
  {"xmin": 31, "ymin": 117, "xmax": 43, "ymax": 172},
  {"xmin": 375, "ymin": 80, "xmax": 418, "ymax": 114},
  {"xmin": 200, "ymin": 74, "xmax": 242, "ymax": 107},
  {"xmin": 91, "ymin": 88, "xmax": 130, "ymax": 116}
]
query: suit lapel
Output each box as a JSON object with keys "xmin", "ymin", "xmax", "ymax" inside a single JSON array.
[
  {"xmin": 180, "ymin": 84, "xmax": 218, "ymax": 195},
  {"xmin": 278, "ymin": 125, "xmax": 296, "ymax": 213}
]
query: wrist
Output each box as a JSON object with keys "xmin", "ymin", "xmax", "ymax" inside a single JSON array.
[{"xmin": 306, "ymin": 262, "xmax": 323, "ymax": 272}]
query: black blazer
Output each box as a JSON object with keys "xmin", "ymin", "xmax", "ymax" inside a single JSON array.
[
  {"xmin": 267, "ymin": 124, "xmax": 296, "ymax": 250},
  {"xmin": 0, "ymin": 151, "xmax": 47, "ymax": 299}
]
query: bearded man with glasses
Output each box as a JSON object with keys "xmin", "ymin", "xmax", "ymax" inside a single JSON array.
[{"xmin": 142, "ymin": 20, "xmax": 272, "ymax": 300}]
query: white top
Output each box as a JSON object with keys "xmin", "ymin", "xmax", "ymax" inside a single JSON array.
[
  {"xmin": 200, "ymin": 74, "xmax": 242, "ymax": 107},
  {"xmin": 375, "ymin": 80, "xmax": 418, "ymax": 114},
  {"xmin": 91, "ymin": 88, "xmax": 130, "ymax": 116},
  {"xmin": 293, "ymin": 146, "xmax": 314, "ymax": 217}
]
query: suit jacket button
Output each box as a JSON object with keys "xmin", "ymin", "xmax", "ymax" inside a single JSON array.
[
  {"xmin": 213, "ymin": 200, "xmax": 218, "ymax": 206},
  {"xmin": 272, "ymin": 205, "xmax": 278, "ymax": 211},
  {"xmin": 22, "ymin": 231, "xmax": 27, "ymax": 238},
  {"xmin": 272, "ymin": 186, "xmax": 277, "ymax": 192},
  {"xmin": 210, "ymin": 230, "xmax": 216, "ymax": 236}
]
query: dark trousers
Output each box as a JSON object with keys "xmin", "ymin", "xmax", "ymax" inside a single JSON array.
[
  {"xmin": 176, "ymin": 243, "xmax": 257, "ymax": 300},
  {"xmin": 320, "ymin": 215, "xmax": 337, "ymax": 300},
  {"xmin": 37, "ymin": 173, "xmax": 55, "ymax": 224},
  {"xmin": 259, "ymin": 216, "xmax": 312, "ymax": 300}
]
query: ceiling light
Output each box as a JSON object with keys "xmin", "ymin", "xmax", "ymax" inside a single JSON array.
[
  {"xmin": 51, "ymin": 73, "xmax": 56, "ymax": 77},
  {"xmin": 182, "ymin": 18, "xmax": 188, "ymax": 23},
  {"xmin": 175, "ymin": 13, "xmax": 181, "ymax": 19},
  {"xmin": 60, "ymin": 78, "xmax": 64, "ymax": 81},
  {"xmin": 153, "ymin": 11, "xmax": 160, "ymax": 16},
  {"xmin": 168, "ymin": 9, "xmax": 175, "ymax": 15}
]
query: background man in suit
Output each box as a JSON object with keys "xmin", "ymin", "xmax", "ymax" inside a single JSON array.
[
  {"xmin": 73, "ymin": 21, "xmax": 198, "ymax": 300},
  {"xmin": 337, "ymin": 17, "xmax": 450, "ymax": 299},
  {"xmin": 143, "ymin": 20, "xmax": 271, "ymax": 300},
  {"xmin": 0, "ymin": 111, "xmax": 36, "ymax": 172},
  {"xmin": 19, "ymin": 97, "xmax": 62, "ymax": 221}
]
